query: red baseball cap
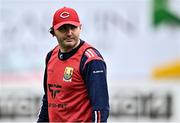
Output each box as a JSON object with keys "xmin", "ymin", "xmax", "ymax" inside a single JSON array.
[{"xmin": 52, "ymin": 7, "xmax": 81, "ymax": 30}]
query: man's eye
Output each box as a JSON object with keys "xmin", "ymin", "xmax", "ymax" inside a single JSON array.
[
  {"xmin": 70, "ymin": 26, "xmax": 77, "ymax": 29},
  {"xmin": 58, "ymin": 25, "xmax": 77, "ymax": 32},
  {"xmin": 58, "ymin": 27, "xmax": 66, "ymax": 32}
]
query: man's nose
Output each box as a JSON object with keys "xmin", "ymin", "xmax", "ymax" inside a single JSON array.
[{"xmin": 66, "ymin": 28, "xmax": 73, "ymax": 35}]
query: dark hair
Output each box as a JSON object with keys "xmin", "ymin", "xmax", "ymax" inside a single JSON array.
[{"xmin": 49, "ymin": 27, "xmax": 55, "ymax": 36}]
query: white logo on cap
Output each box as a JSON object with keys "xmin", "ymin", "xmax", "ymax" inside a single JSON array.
[{"xmin": 60, "ymin": 12, "xmax": 70, "ymax": 18}]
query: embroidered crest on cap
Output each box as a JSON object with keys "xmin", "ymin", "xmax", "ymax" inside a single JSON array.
[{"xmin": 60, "ymin": 12, "xmax": 70, "ymax": 18}]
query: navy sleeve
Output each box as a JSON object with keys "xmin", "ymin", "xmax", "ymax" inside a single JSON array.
[
  {"xmin": 37, "ymin": 51, "xmax": 53, "ymax": 122},
  {"xmin": 37, "ymin": 95, "xmax": 49, "ymax": 122},
  {"xmin": 83, "ymin": 59, "xmax": 109, "ymax": 122}
]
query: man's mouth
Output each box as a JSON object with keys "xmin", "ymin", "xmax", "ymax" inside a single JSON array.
[{"xmin": 65, "ymin": 38, "xmax": 74, "ymax": 42}]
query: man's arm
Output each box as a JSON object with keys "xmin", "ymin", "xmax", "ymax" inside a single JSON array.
[
  {"xmin": 37, "ymin": 95, "xmax": 49, "ymax": 122},
  {"xmin": 81, "ymin": 48, "xmax": 109, "ymax": 122},
  {"xmin": 37, "ymin": 51, "xmax": 53, "ymax": 122}
]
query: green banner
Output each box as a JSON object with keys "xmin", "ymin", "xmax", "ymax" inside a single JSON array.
[{"xmin": 153, "ymin": 0, "xmax": 180, "ymax": 27}]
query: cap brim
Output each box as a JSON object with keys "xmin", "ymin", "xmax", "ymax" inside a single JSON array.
[{"xmin": 54, "ymin": 21, "xmax": 80, "ymax": 30}]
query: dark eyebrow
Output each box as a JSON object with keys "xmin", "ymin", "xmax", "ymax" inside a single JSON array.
[{"xmin": 58, "ymin": 24, "xmax": 77, "ymax": 31}]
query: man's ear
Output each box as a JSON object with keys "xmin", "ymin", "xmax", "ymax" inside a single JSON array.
[
  {"xmin": 49, "ymin": 27, "xmax": 55, "ymax": 36},
  {"xmin": 79, "ymin": 24, "xmax": 82, "ymax": 30}
]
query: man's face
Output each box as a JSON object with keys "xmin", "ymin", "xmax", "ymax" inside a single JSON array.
[{"xmin": 54, "ymin": 24, "xmax": 81, "ymax": 52}]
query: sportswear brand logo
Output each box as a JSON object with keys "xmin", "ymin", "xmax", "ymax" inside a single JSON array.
[
  {"xmin": 93, "ymin": 70, "xmax": 104, "ymax": 74},
  {"xmin": 60, "ymin": 12, "xmax": 70, "ymax": 18},
  {"xmin": 63, "ymin": 67, "xmax": 74, "ymax": 82},
  {"xmin": 48, "ymin": 84, "xmax": 61, "ymax": 99}
]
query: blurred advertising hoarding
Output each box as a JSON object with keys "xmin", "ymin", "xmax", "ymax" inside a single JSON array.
[
  {"xmin": 109, "ymin": 80, "xmax": 180, "ymax": 122},
  {"xmin": 0, "ymin": 81, "xmax": 179, "ymax": 122},
  {"xmin": 0, "ymin": 0, "xmax": 180, "ymax": 122}
]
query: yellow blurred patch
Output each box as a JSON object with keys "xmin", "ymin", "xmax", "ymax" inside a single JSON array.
[{"xmin": 152, "ymin": 59, "xmax": 180, "ymax": 80}]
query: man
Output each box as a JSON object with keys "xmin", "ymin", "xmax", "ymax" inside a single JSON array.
[{"xmin": 37, "ymin": 6, "xmax": 109, "ymax": 122}]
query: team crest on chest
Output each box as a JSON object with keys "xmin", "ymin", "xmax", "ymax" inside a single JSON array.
[{"xmin": 63, "ymin": 67, "xmax": 74, "ymax": 82}]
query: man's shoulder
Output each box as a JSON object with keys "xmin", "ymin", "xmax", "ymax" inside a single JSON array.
[
  {"xmin": 45, "ymin": 45, "xmax": 59, "ymax": 63},
  {"xmin": 82, "ymin": 45, "xmax": 103, "ymax": 60},
  {"xmin": 46, "ymin": 45, "xmax": 59, "ymax": 56},
  {"xmin": 80, "ymin": 45, "xmax": 105, "ymax": 71}
]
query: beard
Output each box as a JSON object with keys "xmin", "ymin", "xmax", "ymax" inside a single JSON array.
[{"xmin": 57, "ymin": 36, "xmax": 80, "ymax": 52}]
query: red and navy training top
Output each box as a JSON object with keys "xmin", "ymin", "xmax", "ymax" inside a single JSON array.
[{"xmin": 37, "ymin": 40, "xmax": 109, "ymax": 122}]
